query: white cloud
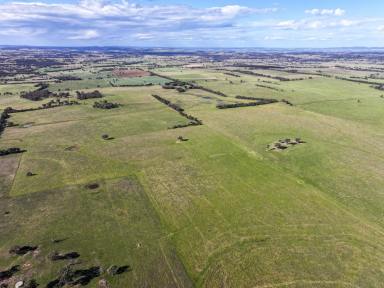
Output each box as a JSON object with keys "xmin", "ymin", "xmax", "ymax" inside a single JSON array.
[
  {"xmin": 305, "ymin": 8, "xmax": 346, "ymax": 17},
  {"xmin": 0, "ymin": 1, "xmax": 275, "ymax": 24},
  {"xmin": 0, "ymin": 0, "xmax": 279, "ymax": 44},
  {"xmin": 134, "ymin": 33, "xmax": 154, "ymax": 40},
  {"xmin": 0, "ymin": 27, "xmax": 46, "ymax": 36},
  {"xmin": 264, "ymin": 36, "xmax": 285, "ymax": 41},
  {"xmin": 275, "ymin": 19, "xmax": 360, "ymax": 30},
  {"xmin": 68, "ymin": 29, "xmax": 100, "ymax": 40},
  {"xmin": 220, "ymin": 5, "xmax": 249, "ymax": 17},
  {"xmin": 276, "ymin": 20, "xmax": 300, "ymax": 30}
]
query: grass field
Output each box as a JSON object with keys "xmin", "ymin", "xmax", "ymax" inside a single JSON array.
[{"xmin": 1, "ymin": 62, "xmax": 384, "ymax": 287}]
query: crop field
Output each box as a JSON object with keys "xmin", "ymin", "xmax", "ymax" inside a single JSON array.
[{"xmin": 1, "ymin": 48, "xmax": 384, "ymax": 287}]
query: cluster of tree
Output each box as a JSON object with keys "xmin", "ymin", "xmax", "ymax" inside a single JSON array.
[
  {"xmin": 267, "ymin": 138, "xmax": 306, "ymax": 151},
  {"xmin": 41, "ymin": 99, "xmax": 80, "ymax": 109},
  {"xmin": 162, "ymin": 81, "xmax": 196, "ymax": 92},
  {"xmin": 374, "ymin": 84, "xmax": 384, "ymax": 91},
  {"xmin": 0, "ymin": 147, "xmax": 24, "ymax": 156},
  {"xmin": 21, "ymin": 89, "xmax": 51, "ymax": 101},
  {"xmin": 151, "ymin": 94, "xmax": 203, "ymax": 128},
  {"xmin": 93, "ymin": 100, "xmax": 120, "ymax": 109},
  {"xmin": 55, "ymin": 75, "xmax": 82, "ymax": 81},
  {"xmin": 0, "ymin": 264, "xmax": 19, "ymax": 282},
  {"xmin": 76, "ymin": 90, "xmax": 103, "ymax": 100},
  {"xmin": 20, "ymin": 83, "xmax": 52, "ymax": 101},
  {"xmin": 51, "ymin": 92, "xmax": 70, "ymax": 98},
  {"xmin": 0, "ymin": 92, "xmax": 14, "ymax": 96}
]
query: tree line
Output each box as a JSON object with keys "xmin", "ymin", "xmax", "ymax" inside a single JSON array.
[
  {"xmin": 151, "ymin": 94, "xmax": 203, "ymax": 129},
  {"xmin": 217, "ymin": 96, "xmax": 279, "ymax": 109}
]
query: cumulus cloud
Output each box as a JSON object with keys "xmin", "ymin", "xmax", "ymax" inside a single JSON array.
[
  {"xmin": 0, "ymin": 1, "xmax": 274, "ymax": 25},
  {"xmin": 305, "ymin": 8, "xmax": 346, "ymax": 17},
  {"xmin": 0, "ymin": 0, "xmax": 380, "ymax": 47},
  {"xmin": 0, "ymin": 0, "xmax": 279, "ymax": 44}
]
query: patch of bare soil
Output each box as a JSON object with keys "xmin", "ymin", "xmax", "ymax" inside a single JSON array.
[{"xmin": 0, "ymin": 156, "xmax": 20, "ymax": 177}]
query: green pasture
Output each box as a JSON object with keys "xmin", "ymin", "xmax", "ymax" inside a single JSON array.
[{"xmin": 1, "ymin": 64, "xmax": 384, "ymax": 287}]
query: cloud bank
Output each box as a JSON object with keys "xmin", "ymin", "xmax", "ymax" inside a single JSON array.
[{"xmin": 0, "ymin": 1, "xmax": 382, "ymax": 47}]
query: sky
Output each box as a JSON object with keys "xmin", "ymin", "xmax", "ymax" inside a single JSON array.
[{"xmin": 0, "ymin": 0, "xmax": 383, "ymax": 47}]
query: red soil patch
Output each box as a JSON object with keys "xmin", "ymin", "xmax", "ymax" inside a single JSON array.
[{"xmin": 113, "ymin": 69, "xmax": 151, "ymax": 78}]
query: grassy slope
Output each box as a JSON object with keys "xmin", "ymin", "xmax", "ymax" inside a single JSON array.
[{"xmin": 1, "ymin": 69, "xmax": 384, "ymax": 287}]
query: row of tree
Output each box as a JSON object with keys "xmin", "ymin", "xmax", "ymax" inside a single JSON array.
[
  {"xmin": 5, "ymin": 99, "xmax": 80, "ymax": 115},
  {"xmin": 55, "ymin": 75, "xmax": 82, "ymax": 81},
  {"xmin": 234, "ymin": 70, "xmax": 309, "ymax": 82},
  {"xmin": 0, "ymin": 147, "xmax": 24, "ymax": 156},
  {"xmin": 235, "ymin": 96, "xmax": 278, "ymax": 102},
  {"xmin": 255, "ymin": 84, "xmax": 282, "ymax": 91},
  {"xmin": 335, "ymin": 76, "xmax": 382, "ymax": 86},
  {"xmin": 151, "ymin": 94, "xmax": 203, "ymax": 128},
  {"xmin": 0, "ymin": 110, "xmax": 10, "ymax": 136},
  {"xmin": 217, "ymin": 96, "xmax": 279, "ymax": 109},
  {"xmin": 223, "ymin": 72, "xmax": 241, "ymax": 77},
  {"xmin": 197, "ymin": 86, "xmax": 228, "ymax": 97}
]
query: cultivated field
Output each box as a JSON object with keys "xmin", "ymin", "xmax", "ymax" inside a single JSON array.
[{"xmin": 1, "ymin": 48, "xmax": 384, "ymax": 287}]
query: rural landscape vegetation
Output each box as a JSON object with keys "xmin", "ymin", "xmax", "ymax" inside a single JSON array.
[{"xmin": 1, "ymin": 0, "xmax": 384, "ymax": 287}]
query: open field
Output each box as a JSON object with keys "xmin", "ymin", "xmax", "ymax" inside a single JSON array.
[{"xmin": 1, "ymin": 48, "xmax": 384, "ymax": 287}]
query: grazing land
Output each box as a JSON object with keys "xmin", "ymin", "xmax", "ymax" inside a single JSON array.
[{"xmin": 1, "ymin": 47, "xmax": 384, "ymax": 287}]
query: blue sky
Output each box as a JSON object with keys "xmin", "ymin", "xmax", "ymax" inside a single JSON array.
[{"xmin": 0, "ymin": 0, "xmax": 383, "ymax": 47}]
